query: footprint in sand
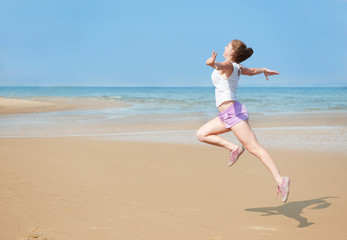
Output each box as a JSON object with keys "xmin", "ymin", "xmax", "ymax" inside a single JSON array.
[{"xmin": 26, "ymin": 228, "xmax": 49, "ymax": 240}]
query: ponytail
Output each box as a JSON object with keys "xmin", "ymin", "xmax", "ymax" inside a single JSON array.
[{"xmin": 231, "ymin": 40, "xmax": 254, "ymax": 63}]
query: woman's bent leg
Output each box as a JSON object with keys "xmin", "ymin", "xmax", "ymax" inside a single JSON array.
[
  {"xmin": 196, "ymin": 117, "xmax": 239, "ymax": 151},
  {"xmin": 231, "ymin": 120, "xmax": 283, "ymax": 185}
]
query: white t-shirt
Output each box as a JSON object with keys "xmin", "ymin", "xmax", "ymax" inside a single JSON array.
[{"xmin": 211, "ymin": 62, "xmax": 241, "ymax": 107}]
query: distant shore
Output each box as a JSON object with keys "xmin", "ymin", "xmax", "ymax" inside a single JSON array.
[{"xmin": 0, "ymin": 96, "xmax": 129, "ymax": 114}]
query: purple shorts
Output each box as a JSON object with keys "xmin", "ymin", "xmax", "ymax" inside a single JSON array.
[{"xmin": 218, "ymin": 101, "xmax": 249, "ymax": 128}]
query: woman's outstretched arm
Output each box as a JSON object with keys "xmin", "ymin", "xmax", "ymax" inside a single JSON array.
[
  {"xmin": 241, "ymin": 66, "xmax": 279, "ymax": 80},
  {"xmin": 206, "ymin": 51, "xmax": 233, "ymax": 71}
]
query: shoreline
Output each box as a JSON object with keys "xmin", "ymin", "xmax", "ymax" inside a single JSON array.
[
  {"xmin": 0, "ymin": 124, "xmax": 345, "ymax": 154},
  {"xmin": 0, "ymin": 97, "xmax": 346, "ymax": 153}
]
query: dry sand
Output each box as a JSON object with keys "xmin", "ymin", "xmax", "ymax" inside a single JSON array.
[
  {"xmin": 0, "ymin": 97, "xmax": 128, "ymax": 114},
  {"xmin": 1, "ymin": 137, "xmax": 346, "ymax": 240}
]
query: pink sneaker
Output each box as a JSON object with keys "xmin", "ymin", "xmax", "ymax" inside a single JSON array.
[
  {"xmin": 277, "ymin": 176, "xmax": 290, "ymax": 203},
  {"xmin": 228, "ymin": 145, "xmax": 245, "ymax": 167}
]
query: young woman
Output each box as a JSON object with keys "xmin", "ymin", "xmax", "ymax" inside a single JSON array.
[{"xmin": 196, "ymin": 39, "xmax": 290, "ymax": 203}]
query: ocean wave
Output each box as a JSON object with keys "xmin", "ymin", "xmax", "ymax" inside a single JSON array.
[{"xmin": 99, "ymin": 96, "xmax": 122, "ymax": 100}]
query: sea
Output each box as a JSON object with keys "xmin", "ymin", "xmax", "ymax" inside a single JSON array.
[{"xmin": 1, "ymin": 86, "xmax": 346, "ymax": 116}]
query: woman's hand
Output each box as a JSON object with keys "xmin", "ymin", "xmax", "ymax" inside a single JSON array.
[
  {"xmin": 206, "ymin": 51, "xmax": 217, "ymax": 66},
  {"xmin": 264, "ymin": 69, "xmax": 279, "ymax": 80}
]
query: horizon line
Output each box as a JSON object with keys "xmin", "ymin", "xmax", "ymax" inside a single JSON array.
[{"xmin": 0, "ymin": 85, "xmax": 346, "ymax": 88}]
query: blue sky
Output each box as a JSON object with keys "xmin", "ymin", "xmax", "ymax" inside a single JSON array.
[{"xmin": 0, "ymin": 0, "xmax": 346, "ymax": 87}]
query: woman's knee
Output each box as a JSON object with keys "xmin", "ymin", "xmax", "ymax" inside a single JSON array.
[
  {"xmin": 245, "ymin": 143, "xmax": 262, "ymax": 156},
  {"xmin": 196, "ymin": 128, "xmax": 207, "ymax": 142}
]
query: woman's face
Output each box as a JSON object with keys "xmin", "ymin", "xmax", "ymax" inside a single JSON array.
[{"xmin": 223, "ymin": 42, "xmax": 234, "ymax": 58}]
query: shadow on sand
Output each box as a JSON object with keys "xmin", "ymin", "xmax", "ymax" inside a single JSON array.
[{"xmin": 245, "ymin": 196, "xmax": 339, "ymax": 228}]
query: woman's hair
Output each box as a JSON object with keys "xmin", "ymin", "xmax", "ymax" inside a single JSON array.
[{"xmin": 231, "ymin": 39, "xmax": 254, "ymax": 63}]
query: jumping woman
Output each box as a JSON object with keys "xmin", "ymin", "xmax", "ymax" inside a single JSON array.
[{"xmin": 196, "ymin": 39, "xmax": 290, "ymax": 203}]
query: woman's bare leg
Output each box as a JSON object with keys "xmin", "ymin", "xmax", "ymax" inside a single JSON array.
[
  {"xmin": 231, "ymin": 120, "xmax": 283, "ymax": 185},
  {"xmin": 196, "ymin": 117, "xmax": 239, "ymax": 151}
]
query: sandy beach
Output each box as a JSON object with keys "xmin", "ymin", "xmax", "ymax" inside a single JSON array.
[
  {"xmin": 0, "ymin": 97, "xmax": 129, "ymax": 114},
  {"xmin": 2, "ymin": 0, "xmax": 346, "ymax": 237},
  {"xmin": 1, "ymin": 97, "xmax": 347, "ymax": 240}
]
